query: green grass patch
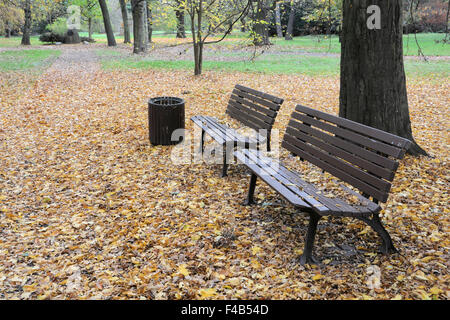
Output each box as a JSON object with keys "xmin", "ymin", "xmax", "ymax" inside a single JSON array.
[
  {"xmin": 101, "ymin": 53, "xmax": 449, "ymax": 79},
  {"xmin": 101, "ymin": 55, "xmax": 341, "ymax": 76},
  {"xmin": 0, "ymin": 49, "xmax": 61, "ymax": 71},
  {"xmin": 0, "ymin": 36, "xmax": 45, "ymax": 48},
  {"xmin": 265, "ymin": 33, "xmax": 450, "ymax": 56}
]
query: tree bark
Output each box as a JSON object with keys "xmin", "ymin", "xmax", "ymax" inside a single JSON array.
[
  {"xmin": 176, "ymin": 0, "xmax": 186, "ymax": 38},
  {"xmin": 5, "ymin": 24, "xmax": 11, "ymax": 38},
  {"xmin": 275, "ymin": 2, "xmax": 283, "ymax": 38},
  {"xmin": 285, "ymin": 1, "xmax": 295, "ymax": 40},
  {"xmin": 252, "ymin": 0, "xmax": 271, "ymax": 46},
  {"xmin": 119, "ymin": 0, "xmax": 131, "ymax": 43},
  {"xmin": 131, "ymin": 0, "xmax": 147, "ymax": 53},
  {"xmin": 147, "ymin": 2, "xmax": 153, "ymax": 43},
  {"xmin": 88, "ymin": 17, "xmax": 93, "ymax": 40},
  {"xmin": 99, "ymin": 0, "xmax": 117, "ymax": 46},
  {"xmin": 339, "ymin": 0, "xmax": 426, "ymax": 156},
  {"xmin": 21, "ymin": 0, "xmax": 32, "ymax": 46},
  {"xmin": 191, "ymin": 4, "xmax": 202, "ymax": 75}
]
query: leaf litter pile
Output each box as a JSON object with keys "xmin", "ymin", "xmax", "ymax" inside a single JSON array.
[{"xmin": 0, "ymin": 48, "xmax": 448, "ymax": 300}]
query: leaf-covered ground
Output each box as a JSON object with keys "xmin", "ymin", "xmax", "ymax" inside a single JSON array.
[{"xmin": 0, "ymin": 47, "xmax": 448, "ymax": 300}]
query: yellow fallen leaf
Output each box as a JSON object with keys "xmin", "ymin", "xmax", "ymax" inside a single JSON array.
[
  {"xmin": 312, "ymin": 274, "xmax": 324, "ymax": 281},
  {"xmin": 429, "ymin": 287, "xmax": 443, "ymax": 295},
  {"xmin": 177, "ymin": 264, "xmax": 190, "ymax": 277},
  {"xmin": 198, "ymin": 288, "xmax": 217, "ymax": 299},
  {"xmin": 251, "ymin": 246, "xmax": 262, "ymax": 255}
]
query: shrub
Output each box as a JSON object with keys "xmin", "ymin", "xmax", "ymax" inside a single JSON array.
[
  {"xmin": 39, "ymin": 32, "xmax": 65, "ymax": 43},
  {"xmin": 46, "ymin": 17, "xmax": 68, "ymax": 35}
]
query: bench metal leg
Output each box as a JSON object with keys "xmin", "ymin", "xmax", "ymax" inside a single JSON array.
[
  {"xmin": 358, "ymin": 213, "xmax": 398, "ymax": 255},
  {"xmin": 243, "ymin": 173, "xmax": 258, "ymax": 206},
  {"xmin": 299, "ymin": 211, "xmax": 321, "ymax": 265},
  {"xmin": 199, "ymin": 129, "xmax": 205, "ymax": 154},
  {"xmin": 222, "ymin": 143, "xmax": 231, "ymax": 177}
]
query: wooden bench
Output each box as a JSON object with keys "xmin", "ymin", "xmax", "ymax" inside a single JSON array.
[
  {"xmin": 235, "ymin": 105, "xmax": 412, "ymax": 264},
  {"xmin": 191, "ymin": 84, "xmax": 284, "ymax": 177}
]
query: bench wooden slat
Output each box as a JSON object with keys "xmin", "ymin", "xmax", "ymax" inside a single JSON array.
[
  {"xmin": 289, "ymin": 120, "xmax": 398, "ymax": 175},
  {"xmin": 240, "ymin": 149, "xmax": 375, "ymax": 217},
  {"xmin": 282, "ymin": 137, "xmax": 389, "ymax": 202},
  {"xmin": 296, "ymin": 105, "xmax": 412, "ymax": 150},
  {"xmin": 243, "ymin": 149, "xmax": 345, "ymax": 213},
  {"xmin": 226, "ymin": 107, "xmax": 272, "ymax": 131},
  {"xmin": 231, "ymin": 90, "xmax": 279, "ymax": 115},
  {"xmin": 285, "ymin": 128, "xmax": 392, "ymax": 192},
  {"xmin": 235, "ymin": 151, "xmax": 312, "ymax": 209},
  {"xmin": 338, "ymin": 183, "xmax": 381, "ymax": 213},
  {"xmin": 228, "ymin": 99, "xmax": 275, "ymax": 125},
  {"xmin": 242, "ymin": 149, "xmax": 330, "ymax": 213},
  {"xmin": 235, "ymin": 85, "xmax": 284, "ymax": 106},
  {"xmin": 244, "ymin": 150, "xmax": 374, "ymax": 216},
  {"xmin": 200, "ymin": 116, "xmax": 242, "ymax": 142},
  {"xmin": 191, "ymin": 116, "xmax": 228, "ymax": 145},
  {"xmin": 292, "ymin": 112, "xmax": 404, "ymax": 158}
]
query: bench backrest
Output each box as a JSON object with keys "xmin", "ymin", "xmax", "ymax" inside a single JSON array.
[
  {"xmin": 226, "ymin": 85, "xmax": 284, "ymax": 133},
  {"xmin": 282, "ymin": 105, "xmax": 412, "ymax": 203}
]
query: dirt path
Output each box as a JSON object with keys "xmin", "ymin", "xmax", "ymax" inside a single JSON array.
[{"xmin": 44, "ymin": 45, "xmax": 100, "ymax": 75}]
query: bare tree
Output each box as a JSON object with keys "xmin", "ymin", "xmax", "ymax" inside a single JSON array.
[{"xmin": 185, "ymin": 0, "xmax": 251, "ymax": 75}]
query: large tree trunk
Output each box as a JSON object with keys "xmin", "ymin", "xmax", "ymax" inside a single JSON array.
[
  {"xmin": 339, "ymin": 0, "xmax": 426, "ymax": 156},
  {"xmin": 285, "ymin": 1, "xmax": 295, "ymax": 40},
  {"xmin": 176, "ymin": 0, "xmax": 186, "ymax": 38},
  {"xmin": 119, "ymin": 0, "xmax": 131, "ymax": 43},
  {"xmin": 275, "ymin": 2, "xmax": 283, "ymax": 38},
  {"xmin": 21, "ymin": 0, "xmax": 32, "ymax": 46},
  {"xmin": 252, "ymin": 0, "xmax": 271, "ymax": 46},
  {"xmin": 131, "ymin": 0, "xmax": 147, "ymax": 53},
  {"xmin": 99, "ymin": 0, "xmax": 117, "ymax": 46}
]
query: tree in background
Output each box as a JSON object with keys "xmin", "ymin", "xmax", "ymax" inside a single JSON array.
[
  {"xmin": 119, "ymin": 0, "xmax": 131, "ymax": 43},
  {"xmin": 98, "ymin": 0, "xmax": 116, "ymax": 46},
  {"xmin": 339, "ymin": 0, "xmax": 426, "ymax": 156},
  {"xmin": 306, "ymin": 0, "xmax": 342, "ymax": 34},
  {"xmin": 250, "ymin": 0, "xmax": 275, "ymax": 45},
  {"xmin": 184, "ymin": 0, "xmax": 251, "ymax": 75},
  {"xmin": 147, "ymin": 0, "xmax": 152, "ymax": 43},
  {"xmin": 131, "ymin": 0, "xmax": 147, "ymax": 53},
  {"xmin": 284, "ymin": 0, "xmax": 295, "ymax": 39},
  {"xmin": 274, "ymin": 1, "xmax": 283, "ymax": 37},
  {"xmin": 70, "ymin": 0, "xmax": 101, "ymax": 40},
  {"xmin": 0, "ymin": 1, "xmax": 24, "ymax": 37},
  {"xmin": 175, "ymin": 0, "xmax": 186, "ymax": 38}
]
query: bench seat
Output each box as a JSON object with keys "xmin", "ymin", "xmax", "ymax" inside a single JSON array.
[
  {"xmin": 191, "ymin": 84, "xmax": 284, "ymax": 177},
  {"xmin": 235, "ymin": 149, "xmax": 381, "ymax": 217},
  {"xmin": 191, "ymin": 115, "xmax": 267, "ymax": 148}
]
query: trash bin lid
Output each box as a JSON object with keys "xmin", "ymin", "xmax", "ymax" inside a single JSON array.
[{"xmin": 149, "ymin": 97, "xmax": 185, "ymax": 107}]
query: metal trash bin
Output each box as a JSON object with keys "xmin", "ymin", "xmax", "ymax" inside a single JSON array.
[{"xmin": 148, "ymin": 97, "xmax": 185, "ymax": 146}]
